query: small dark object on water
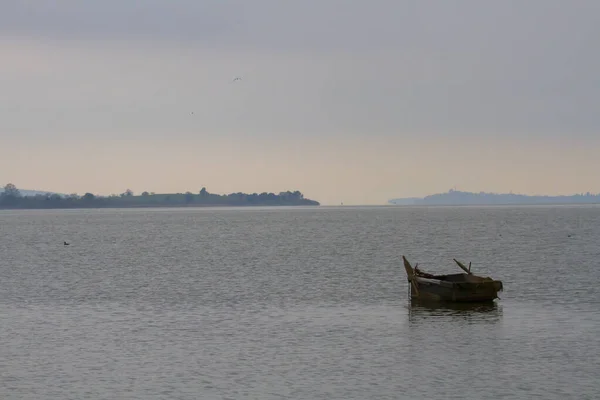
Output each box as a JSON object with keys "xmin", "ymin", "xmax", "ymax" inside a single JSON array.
[
  {"xmin": 403, "ymin": 256, "xmax": 503, "ymax": 303},
  {"xmin": 64, "ymin": 241, "xmax": 70, "ymax": 246}
]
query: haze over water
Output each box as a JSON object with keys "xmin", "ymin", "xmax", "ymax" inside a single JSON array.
[{"xmin": 1, "ymin": 206, "xmax": 599, "ymax": 399}]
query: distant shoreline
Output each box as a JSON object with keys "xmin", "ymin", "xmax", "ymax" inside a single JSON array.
[
  {"xmin": 387, "ymin": 202, "xmax": 600, "ymax": 207},
  {"xmin": 0, "ymin": 184, "xmax": 320, "ymax": 209},
  {"xmin": 0, "ymin": 204, "xmax": 321, "ymax": 211},
  {"xmin": 389, "ymin": 189, "xmax": 600, "ymax": 206}
]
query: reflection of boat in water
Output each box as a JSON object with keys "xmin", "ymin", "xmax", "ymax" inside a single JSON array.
[
  {"xmin": 403, "ymin": 256, "xmax": 503, "ymax": 303},
  {"xmin": 408, "ymin": 299, "xmax": 502, "ymax": 322},
  {"xmin": 410, "ymin": 299, "xmax": 499, "ymax": 313}
]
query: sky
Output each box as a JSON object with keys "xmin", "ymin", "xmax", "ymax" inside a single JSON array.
[{"xmin": 1, "ymin": 0, "xmax": 599, "ymax": 205}]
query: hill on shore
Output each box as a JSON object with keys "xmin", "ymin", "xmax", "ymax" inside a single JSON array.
[{"xmin": 389, "ymin": 189, "xmax": 600, "ymax": 206}]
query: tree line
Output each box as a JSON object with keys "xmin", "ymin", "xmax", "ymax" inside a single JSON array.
[{"xmin": 0, "ymin": 183, "xmax": 320, "ymax": 209}]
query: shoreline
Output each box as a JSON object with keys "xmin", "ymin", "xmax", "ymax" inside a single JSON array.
[{"xmin": 0, "ymin": 203, "xmax": 320, "ymax": 211}]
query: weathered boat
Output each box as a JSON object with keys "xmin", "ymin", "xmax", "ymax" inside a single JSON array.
[{"xmin": 403, "ymin": 256, "xmax": 503, "ymax": 303}]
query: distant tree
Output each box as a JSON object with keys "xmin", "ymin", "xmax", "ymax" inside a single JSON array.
[
  {"xmin": 141, "ymin": 191, "xmax": 150, "ymax": 196},
  {"xmin": 121, "ymin": 189, "xmax": 134, "ymax": 197},
  {"xmin": 0, "ymin": 183, "xmax": 20, "ymax": 206},
  {"xmin": 2, "ymin": 183, "xmax": 20, "ymax": 197},
  {"xmin": 83, "ymin": 193, "xmax": 96, "ymax": 201},
  {"xmin": 199, "ymin": 187, "xmax": 208, "ymax": 197},
  {"xmin": 185, "ymin": 191, "xmax": 194, "ymax": 203}
]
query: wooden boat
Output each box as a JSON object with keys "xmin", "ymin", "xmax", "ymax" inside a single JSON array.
[{"xmin": 403, "ymin": 256, "xmax": 503, "ymax": 303}]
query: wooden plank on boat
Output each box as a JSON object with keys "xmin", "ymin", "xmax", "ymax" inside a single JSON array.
[
  {"xmin": 402, "ymin": 256, "xmax": 419, "ymax": 297},
  {"xmin": 402, "ymin": 256, "xmax": 414, "ymax": 278},
  {"xmin": 415, "ymin": 277, "xmax": 454, "ymax": 288},
  {"xmin": 453, "ymin": 258, "xmax": 473, "ymax": 275}
]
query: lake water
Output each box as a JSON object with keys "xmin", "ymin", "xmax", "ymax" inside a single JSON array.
[{"xmin": 1, "ymin": 206, "xmax": 599, "ymax": 399}]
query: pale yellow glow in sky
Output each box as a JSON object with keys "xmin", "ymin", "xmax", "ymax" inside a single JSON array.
[{"xmin": 3, "ymin": 135, "xmax": 598, "ymax": 205}]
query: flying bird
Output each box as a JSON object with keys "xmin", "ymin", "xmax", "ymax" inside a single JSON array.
[{"xmin": 231, "ymin": 77, "xmax": 242, "ymax": 83}]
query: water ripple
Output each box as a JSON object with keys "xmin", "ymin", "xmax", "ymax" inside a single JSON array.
[{"xmin": 1, "ymin": 206, "xmax": 599, "ymax": 399}]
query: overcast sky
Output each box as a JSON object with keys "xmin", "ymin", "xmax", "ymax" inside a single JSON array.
[{"xmin": 1, "ymin": 0, "xmax": 598, "ymax": 204}]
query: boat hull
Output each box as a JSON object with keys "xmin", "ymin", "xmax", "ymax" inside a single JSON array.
[
  {"xmin": 403, "ymin": 256, "xmax": 503, "ymax": 303},
  {"xmin": 410, "ymin": 276, "xmax": 502, "ymax": 302}
]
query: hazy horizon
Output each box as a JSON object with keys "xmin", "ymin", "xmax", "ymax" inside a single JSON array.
[
  {"xmin": 2, "ymin": 1, "xmax": 599, "ymax": 205},
  {"xmin": 6, "ymin": 179, "xmax": 600, "ymax": 206}
]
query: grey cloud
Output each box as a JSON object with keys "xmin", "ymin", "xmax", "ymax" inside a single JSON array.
[
  {"xmin": 1, "ymin": 0, "xmax": 599, "ymax": 138},
  {"xmin": 3, "ymin": 1, "xmax": 597, "ymax": 52},
  {"xmin": 1, "ymin": 0, "xmax": 405, "ymax": 51},
  {"xmin": 0, "ymin": 1, "xmax": 233, "ymax": 42}
]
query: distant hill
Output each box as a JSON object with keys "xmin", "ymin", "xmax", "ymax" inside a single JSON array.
[{"xmin": 389, "ymin": 189, "xmax": 600, "ymax": 206}]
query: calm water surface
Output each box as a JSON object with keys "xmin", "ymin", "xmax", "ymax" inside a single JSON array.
[{"xmin": 1, "ymin": 206, "xmax": 599, "ymax": 399}]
